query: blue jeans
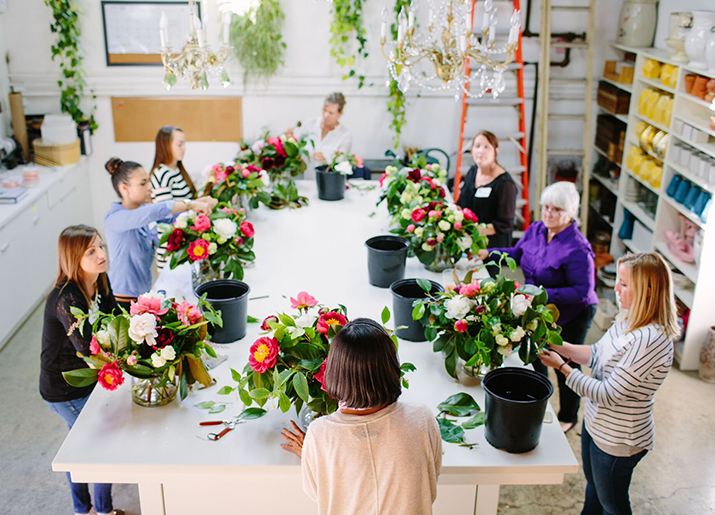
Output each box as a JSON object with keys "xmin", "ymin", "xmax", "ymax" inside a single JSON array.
[
  {"xmin": 581, "ymin": 425, "xmax": 647, "ymax": 515},
  {"xmin": 45, "ymin": 396, "xmax": 114, "ymax": 514}
]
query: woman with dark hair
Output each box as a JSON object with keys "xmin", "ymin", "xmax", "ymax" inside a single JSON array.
[
  {"xmin": 150, "ymin": 126, "xmax": 197, "ymax": 271},
  {"xmin": 280, "ymin": 318, "xmax": 442, "ymax": 515},
  {"xmin": 40, "ymin": 225, "xmax": 123, "ymax": 515},
  {"xmin": 456, "ymin": 131, "xmax": 518, "ymax": 248},
  {"xmin": 104, "ymin": 157, "xmax": 216, "ymax": 309}
]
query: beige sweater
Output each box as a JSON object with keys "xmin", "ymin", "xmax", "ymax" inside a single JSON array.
[{"xmin": 302, "ymin": 402, "xmax": 442, "ymax": 515}]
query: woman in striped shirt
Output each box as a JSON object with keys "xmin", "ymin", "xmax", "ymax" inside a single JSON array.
[
  {"xmin": 150, "ymin": 126, "xmax": 197, "ymax": 271},
  {"xmin": 539, "ymin": 252, "xmax": 678, "ymax": 515}
]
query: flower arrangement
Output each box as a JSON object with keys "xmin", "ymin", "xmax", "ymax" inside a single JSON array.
[
  {"xmin": 218, "ymin": 296, "xmax": 414, "ymax": 419},
  {"xmin": 377, "ymin": 157, "xmax": 448, "ymax": 218},
  {"xmin": 320, "ymin": 150, "xmax": 364, "ymax": 174},
  {"xmin": 412, "ymin": 254, "xmax": 562, "ymax": 378},
  {"xmin": 202, "ymin": 161, "xmax": 272, "ymax": 209},
  {"xmin": 62, "ymin": 292, "xmax": 222, "ymax": 403},
  {"xmin": 159, "ymin": 202, "xmax": 255, "ymax": 280}
]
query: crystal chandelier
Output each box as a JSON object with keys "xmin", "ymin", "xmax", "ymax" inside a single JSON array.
[
  {"xmin": 380, "ymin": 0, "xmax": 521, "ymax": 99},
  {"xmin": 159, "ymin": 0, "xmax": 231, "ymax": 90}
]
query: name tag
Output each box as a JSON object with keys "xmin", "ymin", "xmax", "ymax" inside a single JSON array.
[{"xmin": 475, "ymin": 187, "xmax": 492, "ymax": 198}]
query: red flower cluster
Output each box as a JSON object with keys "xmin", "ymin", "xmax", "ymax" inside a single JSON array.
[
  {"xmin": 154, "ymin": 327, "xmax": 175, "ymax": 349},
  {"xmin": 463, "ymin": 208, "xmax": 478, "ymax": 223},
  {"xmin": 317, "ymin": 312, "xmax": 348, "ymax": 334},
  {"xmin": 166, "ymin": 229, "xmax": 184, "ymax": 252},
  {"xmin": 407, "ymin": 169, "xmax": 422, "ymax": 182},
  {"xmin": 261, "ymin": 315, "xmax": 278, "ymax": 331},
  {"xmin": 267, "ymin": 136, "xmax": 287, "ymax": 157},
  {"xmin": 249, "ymin": 337, "xmax": 280, "ymax": 373}
]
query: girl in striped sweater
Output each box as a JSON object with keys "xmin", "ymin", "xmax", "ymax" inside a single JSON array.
[{"xmin": 539, "ymin": 252, "xmax": 678, "ymax": 515}]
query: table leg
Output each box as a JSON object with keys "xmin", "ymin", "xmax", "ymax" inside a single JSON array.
[
  {"xmin": 138, "ymin": 482, "xmax": 166, "ymax": 515},
  {"xmin": 474, "ymin": 484, "xmax": 500, "ymax": 515}
]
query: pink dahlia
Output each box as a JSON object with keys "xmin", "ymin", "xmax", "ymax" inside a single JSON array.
[{"xmin": 192, "ymin": 215, "xmax": 211, "ymax": 233}]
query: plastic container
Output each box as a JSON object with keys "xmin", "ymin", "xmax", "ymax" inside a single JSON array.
[
  {"xmin": 390, "ymin": 278, "xmax": 443, "ymax": 342},
  {"xmin": 40, "ymin": 114, "xmax": 77, "ymax": 144},
  {"xmin": 195, "ymin": 280, "xmax": 250, "ymax": 343},
  {"xmin": 482, "ymin": 367, "xmax": 554, "ymax": 453},
  {"xmin": 365, "ymin": 235, "xmax": 410, "ymax": 288},
  {"xmin": 316, "ymin": 169, "xmax": 346, "ymax": 201}
]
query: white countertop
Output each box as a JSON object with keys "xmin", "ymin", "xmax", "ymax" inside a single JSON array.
[{"xmin": 53, "ymin": 180, "xmax": 578, "ymax": 482}]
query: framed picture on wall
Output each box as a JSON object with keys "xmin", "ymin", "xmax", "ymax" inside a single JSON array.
[{"xmin": 101, "ymin": 1, "xmax": 201, "ymax": 66}]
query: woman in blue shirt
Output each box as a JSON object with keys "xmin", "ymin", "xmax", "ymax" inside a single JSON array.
[
  {"xmin": 478, "ymin": 181, "xmax": 599, "ymax": 433},
  {"xmin": 103, "ymin": 157, "xmax": 216, "ymax": 309}
]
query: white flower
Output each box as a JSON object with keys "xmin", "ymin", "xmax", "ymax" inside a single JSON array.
[
  {"xmin": 251, "ymin": 139, "xmax": 265, "ymax": 154},
  {"xmin": 497, "ymin": 343, "xmax": 513, "ymax": 356},
  {"xmin": 453, "ymin": 210, "xmax": 464, "ymax": 223},
  {"xmin": 151, "ymin": 353, "xmax": 166, "ymax": 368},
  {"xmin": 385, "ymin": 165, "xmax": 397, "ymax": 174},
  {"xmin": 527, "ymin": 319, "xmax": 539, "ymax": 332},
  {"xmin": 458, "ymin": 234, "xmax": 473, "ymax": 251},
  {"xmin": 401, "ymin": 209, "xmax": 412, "ymax": 220},
  {"xmin": 160, "ymin": 346, "xmax": 176, "ymax": 361},
  {"xmin": 415, "ymin": 227, "xmax": 424, "ymax": 238},
  {"xmin": 491, "ymin": 323, "xmax": 502, "ymax": 335},
  {"xmin": 208, "ymin": 242, "xmax": 218, "ymax": 255},
  {"xmin": 175, "ymin": 212, "xmax": 190, "ymax": 229},
  {"xmin": 433, "ymin": 178, "xmax": 442, "ymax": 186},
  {"xmin": 128, "ymin": 313, "xmax": 158, "ymax": 346},
  {"xmin": 334, "ymin": 161, "xmax": 353, "ymax": 175},
  {"xmin": 96, "ymin": 329, "xmax": 110, "ymax": 349},
  {"xmin": 445, "ymin": 295, "xmax": 474, "ymax": 320},
  {"xmin": 213, "ymin": 218, "xmax": 238, "ymax": 240},
  {"xmin": 400, "ymin": 191, "xmax": 413, "ymax": 204},
  {"xmin": 510, "ymin": 326, "xmax": 526, "ymax": 342},
  {"xmin": 438, "ymin": 220, "xmax": 451, "ymax": 231},
  {"xmin": 294, "ymin": 312, "xmax": 316, "ymax": 328},
  {"xmin": 482, "ymin": 281, "xmax": 496, "ymax": 293},
  {"xmin": 279, "ymin": 134, "xmax": 287, "ymax": 142},
  {"xmin": 141, "ymin": 291, "xmax": 166, "ymax": 302},
  {"xmin": 422, "ymin": 242, "xmax": 434, "ymax": 252},
  {"xmin": 511, "ymin": 294, "xmax": 532, "ymax": 316},
  {"xmin": 414, "ymin": 195, "xmax": 424, "ymax": 204},
  {"xmin": 496, "ymin": 334, "xmax": 509, "ymax": 346}
]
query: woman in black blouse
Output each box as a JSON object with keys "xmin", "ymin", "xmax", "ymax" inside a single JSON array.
[
  {"xmin": 40, "ymin": 225, "xmax": 123, "ymax": 515},
  {"xmin": 456, "ymin": 131, "xmax": 518, "ymax": 248}
]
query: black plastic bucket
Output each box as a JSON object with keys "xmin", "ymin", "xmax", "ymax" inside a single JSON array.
[
  {"xmin": 482, "ymin": 367, "xmax": 554, "ymax": 453},
  {"xmin": 316, "ymin": 170, "xmax": 346, "ymax": 201},
  {"xmin": 195, "ymin": 280, "xmax": 250, "ymax": 343},
  {"xmin": 390, "ymin": 278, "xmax": 444, "ymax": 342},
  {"xmin": 365, "ymin": 235, "xmax": 410, "ymax": 288}
]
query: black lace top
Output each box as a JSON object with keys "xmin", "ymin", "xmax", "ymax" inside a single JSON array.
[{"xmin": 40, "ymin": 279, "xmax": 118, "ymax": 402}]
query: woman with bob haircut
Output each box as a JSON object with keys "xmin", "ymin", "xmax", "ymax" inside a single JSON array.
[
  {"xmin": 539, "ymin": 252, "xmax": 678, "ymax": 515},
  {"xmin": 40, "ymin": 225, "xmax": 124, "ymax": 515},
  {"xmin": 479, "ymin": 181, "xmax": 599, "ymax": 433},
  {"xmin": 280, "ymin": 318, "xmax": 442, "ymax": 515}
]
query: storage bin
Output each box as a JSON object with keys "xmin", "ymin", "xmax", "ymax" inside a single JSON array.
[
  {"xmin": 597, "ymin": 80, "xmax": 631, "ymax": 114},
  {"xmin": 32, "ymin": 138, "xmax": 81, "ymax": 166},
  {"xmin": 603, "ymin": 60, "xmax": 635, "ymax": 84}
]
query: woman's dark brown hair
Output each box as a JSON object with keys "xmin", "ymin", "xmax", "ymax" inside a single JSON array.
[
  {"xmin": 55, "ymin": 225, "xmax": 109, "ymax": 305},
  {"xmin": 471, "ymin": 130, "xmax": 500, "ymax": 166},
  {"xmin": 105, "ymin": 157, "xmax": 143, "ymax": 197},
  {"xmin": 151, "ymin": 126, "xmax": 197, "ymax": 196},
  {"xmin": 324, "ymin": 318, "xmax": 402, "ymax": 409}
]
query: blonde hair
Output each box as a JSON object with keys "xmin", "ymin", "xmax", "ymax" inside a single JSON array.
[{"xmin": 617, "ymin": 252, "xmax": 679, "ymax": 340}]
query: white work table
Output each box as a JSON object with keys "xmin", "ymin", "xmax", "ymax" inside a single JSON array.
[{"xmin": 53, "ymin": 181, "xmax": 578, "ymax": 515}]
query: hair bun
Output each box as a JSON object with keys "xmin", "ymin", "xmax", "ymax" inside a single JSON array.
[{"xmin": 105, "ymin": 157, "xmax": 123, "ymax": 175}]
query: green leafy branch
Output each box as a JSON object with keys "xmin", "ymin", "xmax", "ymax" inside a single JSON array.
[
  {"xmin": 436, "ymin": 393, "xmax": 484, "ymax": 449},
  {"xmin": 329, "ymin": 0, "xmax": 368, "ymax": 89}
]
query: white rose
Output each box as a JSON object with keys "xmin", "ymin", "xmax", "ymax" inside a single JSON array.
[
  {"xmin": 160, "ymin": 346, "xmax": 176, "ymax": 361},
  {"xmin": 401, "ymin": 209, "xmax": 412, "ymax": 220},
  {"xmin": 438, "ymin": 220, "xmax": 451, "ymax": 231},
  {"xmin": 175, "ymin": 212, "xmax": 190, "ymax": 229},
  {"xmin": 213, "ymin": 218, "xmax": 238, "ymax": 240},
  {"xmin": 151, "ymin": 353, "xmax": 167, "ymax": 368},
  {"xmin": 422, "ymin": 242, "xmax": 434, "ymax": 252},
  {"xmin": 251, "ymin": 140, "xmax": 265, "ymax": 154},
  {"xmin": 454, "ymin": 210, "xmax": 464, "ymax": 223},
  {"xmin": 128, "ymin": 313, "xmax": 158, "ymax": 346},
  {"xmin": 510, "ymin": 326, "xmax": 526, "ymax": 342},
  {"xmin": 415, "ymin": 227, "xmax": 424, "ymax": 238},
  {"xmin": 445, "ymin": 295, "xmax": 474, "ymax": 320},
  {"xmin": 497, "ymin": 343, "xmax": 513, "ymax": 357},
  {"xmin": 294, "ymin": 312, "xmax": 316, "ymax": 328},
  {"xmin": 496, "ymin": 334, "xmax": 509, "ymax": 346},
  {"xmin": 385, "ymin": 166, "xmax": 397, "ymax": 174},
  {"xmin": 208, "ymin": 242, "xmax": 218, "ymax": 255},
  {"xmin": 511, "ymin": 294, "xmax": 532, "ymax": 316},
  {"xmin": 334, "ymin": 160, "xmax": 353, "ymax": 175},
  {"xmin": 458, "ymin": 234, "xmax": 473, "ymax": 251},
  {"xmin": 400, "ymin": 191, "xmax": 412, "ymax": 204},
  {"xmin": 491, "ymin": 323, "xmax": 502, "ymax": 335}
]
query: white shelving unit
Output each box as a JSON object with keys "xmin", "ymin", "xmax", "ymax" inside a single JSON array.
[{"xmin": 598, "ymin": 43, "xmax": 715, "ymax": 371}]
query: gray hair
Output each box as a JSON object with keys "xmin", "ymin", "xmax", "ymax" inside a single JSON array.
[
  {"xmin": 325, "ymin": 92, "xmax": 346, "ymax": 112},
  {"xmin": 540, "ymin": 181, "xmax": 580, "ymax": 220}
]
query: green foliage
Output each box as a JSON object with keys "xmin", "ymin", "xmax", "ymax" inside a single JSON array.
[
  {"xmin": 229, "ymin": 0, "xmax": 286, "ymax": 84},
  {"xmin": 44, "ymin": 0, "xmax": 97, "ymax": 131},
  {"xmin": 329, "ymin": 0, "xmax": 368, "ymax": 88},
  {"xmin": 435, "ymin": 392, "xmax": 482, "ymax": 449}
]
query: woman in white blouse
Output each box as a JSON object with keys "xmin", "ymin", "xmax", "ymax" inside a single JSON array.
[
  {"xmin": 293, "ymin": 92, "xmax": 352, "ymax": 179},
  {"xmin": 539, "ymin": 252, "xmax": 678, "ymax": 515}
]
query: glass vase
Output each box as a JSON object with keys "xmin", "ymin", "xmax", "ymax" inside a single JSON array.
[
  {"xmin": 131, "ymin": 375, "xmax": 178, "ymax": 407},
  {"xmin": 191, "ymin": 259, "xmax": 219, "ymax": 291},
  {"xmin": 424, "ymin": 244, "xmax": 454, "ymax": 273},
  {"xmin": 298, "ymin": 404, "xmax": 320, "ymax": 431}
]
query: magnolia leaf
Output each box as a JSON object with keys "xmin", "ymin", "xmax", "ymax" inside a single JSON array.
[
  {"xmin": 62, "ymin": 368, "xmax": 99, "ymax": 388},
  {"xmin": 236, "ymin": 407, "xmax": 267, "ymax": 422},
  {"xmin": 381, "ymin": 306, "xmax": 390, "ymax": 325},
  {"xmin": 416, "ymin": 278, "xmax": 432, "ymax": 292},
  {"xmin": 412, "ymin": 303, "xmax": 426, "ymax": 321},
  {"xmin": 239, "ymin": 388, "xmax": 252, "ymax": 406},
  {"xmin": 293, "ymin": 372, "xmax": 310, "ymax": 403},
  {"xmin": 203, "ymin": 343, "xmax": 217, "ymax": 358},
  {"xmin": 217, "ymin": 386, "xmax": 234, "ymax": 395},
  {"xmin": 547, "ymin": 330, "xmax": 563, "ymax": 346},
  {"xmin": 70, "ymin": 306, "xmax": 86, "ymax": 319},
  {"xmin": 186, "ymin": 355, "xmax": 212, "ymax": 387},
  {"xmin": 546, "ymin": 303, "xmax": 560, "ymax": 324},
  {"xmin": 249, "ymin": 388, "xmax": 270, "ymax": 400},
  {"xmin": 437, "ymin": 417, "xmax": 466, "ymax": 444},
  {"xmin": 194, "ymin": 401, "xmax": 216, "ymax": 409},
  {"xmin": 278, "ymin": 392, "xmax": 291, "ymax": 413},
  {"xmin": 445, "ymin": 349, "xmax": 458, "ymax": 379},
  {"xmin": 437, "ymin": 392, "xmax": 480, "ymax": 417},
  {"xmin": 461, "ymin": 412, "xmax": 485, "ymax": 430},
  {"xmin": 107, "ymin": 316, "xmax": 130, "ymax": 354},
  {"xmin": 209, "ymin": 405, "xmax": 226, "ymax": 414}
]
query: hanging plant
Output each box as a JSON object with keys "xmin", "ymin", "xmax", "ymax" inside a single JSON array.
[
  {"xmin": 229, "ymin": 0, "xmax": 286, "ymax": 84},
  {"xmin": 387, "ymin": 0, "xmax": 412, "ymax": 149},
  {"xmin": 45, "ymin": 0, "xmax": 97, "ymax": 131},
  {"xmin": 329, "ymin": 0, "xmax": 368, "ymax": 89}
]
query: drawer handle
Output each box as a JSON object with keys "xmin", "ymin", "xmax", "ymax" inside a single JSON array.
[{"xmin": 0, "ymin": 242, "xmax": 9, "ymax": 252}]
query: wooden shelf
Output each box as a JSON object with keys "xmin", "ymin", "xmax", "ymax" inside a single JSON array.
[
  {"xmin": 589, "ymin": 201, "xmax": 614, "ymax": 227},
  {"xmin": 621, "ymin": 199, "xmax": 656, "ymax": 230},
  {"xmin": 679, "ymin": 92, "xmax": 715, "ymax": 111},
  {"xmin": 655, "ymin": 242, "xmax": 699, "ymax": 283},
  {"xmin": 666, "ymin": 161, "xmax": 713, "ymax": 194}
]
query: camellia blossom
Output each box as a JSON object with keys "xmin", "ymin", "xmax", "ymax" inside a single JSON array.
[
  {"xmin": 510, "ymin": 326, "xmax": 526, "ymax": 342},
  {"xmin": 445, "ymin": 295, "xmax": 474, "ymax": 320},
  {"xmin": 334, "ymin": 161, "xmax": 353, "ymax": 175},
  {"xmin": 240, "ymin": 221, "xmax": 255, "ymax": 238},
  {"xmin": 460, "ymin": 283, "xmax": 480, "ymax": 298},
  {"xmin": 177, "ymin": 301, "xmax": 202, "ymax": 326},
  {"xmin": 151, "ymin": 353, "xmax": 167, "ymax": 368},
  {"xmin": 187, "ymin": 239, "xmax": 210, "ymax": 261},
  {"xmin": 314, "ymin": 359, "xmax": 328, "ymax": 392},
  {"xmin": 511, "ymin": 294, "xmax": 532, "ymax": 316},
  {"xmin": 130, "ymin": 294, "xmax": 169, "ymax": 317},
  {"xmin": 166, "ymin": 229, "xmax": 184, "ymax": 252},
  {"xmin": 192, "ymin": 215, "xmax": 211, "ymax": 233},
  {"xmin": 89, "ymin": 336, "xmax": 101, "ymax": 355},
  {"xmin": 160, "ymin": 346, "xmax": 176, "ymax": 361},
  {"xmin": 290, "ymin": 292, "xmax": 318, "ymax": 310},
  {"xmin": 128, "ymin": 313, "xmax": 158, "ymax": 346},
  {"xmin": 407, "ymin": 169, "xmax": 422, "ymax": 182},
  {"xmin": 174, "ymin": 212, "xmax": 190, "ymax": 229},
  {"xmin": 213, "ymin": 169, "xmax": 229, "ymax": 183},
  {"xmin": 462, "ymin": 208, "xmax": 478, "ymax": 222},
  {"xmin": 317, "ymin": 311, "xmax": 348, "ymax": 334},
  {"xmin": 249, "ymin": 337, "xmax": 280, "ymax": 373},
  {"xmin": 411, "ymin": 208, "xmax": 426, "ymax": 223},
  {"xmin": 497, "ymin": 344, "xmax": 513, "ymax": 357},
  {"xmin": 261, "ymin": 315, "xmax": 278, "ymax": 331},
  {"xmin": 97, "ymin": 362, "xmax": 124, "ymax": 391},
  {"xmin": 495, "ymin": 334, "xmax": 510, "ymax": 346},
  {"xmin": 406, "ymin": 224, "xmax": 415, "ymax": 233},
  {"xmin": 454, "ymin": 320, "xmax": 468, "ymax": 333},
  {"xmin": 294, "ymin": 312, "xmax": 317, "ymax": 328}
]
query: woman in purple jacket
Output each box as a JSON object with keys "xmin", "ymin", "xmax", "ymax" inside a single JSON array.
[{"xmin": 478, "ymin": 181, "xmax": 598, "ymax": 433}]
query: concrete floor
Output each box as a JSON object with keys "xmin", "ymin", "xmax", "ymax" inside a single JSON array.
[{"xmin": 1, "ymin": 303, "xmax": 714, "ymax": 514}]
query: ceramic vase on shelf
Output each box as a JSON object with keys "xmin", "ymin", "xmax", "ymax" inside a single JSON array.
[
  {"xmin": 665, "ymin": 12, "xmax": 693, "ymax": 63},
  {"xmin": 685, "ymin": 11, "xmax": 715, "ymax": 70},
  {"xmin": 705, "ymin": 28, "xmax": 715, "ymax": 73},
  {"xmin": 131, "ymin": 375, "xmax": 178, "ymax": 407},
  {"xmin": 616, "ymin": 0, "xmax": 658, "ymax": 48}
]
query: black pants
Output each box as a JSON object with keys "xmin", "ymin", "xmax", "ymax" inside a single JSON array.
[{"xmin": 533, "ymin": 304, "xmax": 597, "ymax": 424}]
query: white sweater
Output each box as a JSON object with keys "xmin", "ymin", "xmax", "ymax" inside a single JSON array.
[{"xmin": 302, "ymin": 402, "xmax": 442, "ymax": 515}]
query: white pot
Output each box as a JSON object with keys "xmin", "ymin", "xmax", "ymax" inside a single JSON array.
[
  {"xmin": 685, "ymin": 11, "xmax": 715, "ymax": 69},
  {"xmin": 617, "ymin": 0, "xmax": 658, "ymax": 48},
  {"xmin": 706, "ymin": 29, "xmax": 715, "ymax": 73}
]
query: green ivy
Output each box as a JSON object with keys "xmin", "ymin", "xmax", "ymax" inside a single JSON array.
[
  {"xmin": 45, "ymin": 0, "xmax": 97, "ymax": 131},
  {"xmin": 329, "ymin": 0, "xmax": 368, "ymax": 89},
  {"xmin": 387, "ymin": 0, "xmax": 412, "ymax": 149},
  {"xmin": 229, "ymin": 0, "xmax": 286, "ymax": 84}
]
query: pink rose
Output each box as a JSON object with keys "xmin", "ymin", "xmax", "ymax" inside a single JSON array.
[
  {"xmin": 177, "ymin": 301, "xmax": 203, "ymax": 326},
  {"xmin": 406, "ymin": 224, "xmax": 415, "ymax": 233},
  {"xmin": 89, "ymin": 336, "xmax": 101, "ymax": 355},
  {"xmin": 214, "ymin": 169, "xmax": 229, "ymax": 182},
  {"xmin": 290, "ymin": 291, "xmax": 318, "ymax": 310},
  {"xmin": 454, "ymin": 221, "xmax": 462, "ymax": 231},
  {"xmin": 240, "ymin": 221, "xmax": 255, "ymax": 238},
  {"xmin": 98, "ymin": 362, "xmax": 124, "ymax": 391},
  {"xmin": 428, "ymin": 210, "xmax": 441, "ymax": 220},
  {"xmin": 454, "ymin": 320, "xmax": 468, "ymax": 333},
  {"xmin": 411, "ymin": 209, "xmax": 426, "ymax": 223},
  {"xmin": 242, "ymin": 168, "xmax": 251, "ymax": 178},
  {"xmin": 130, "ymin": 295, "xmax": 169, "ymax": 317},
  {"xmin": 460, "ymin": 283, "xmax": 480, "ymax": 297},
  {"xmin": 192, "ymin": 215, "xmax": 211, "ymax": 233},
  {"xmin": 463, "ymin": 208, "xmax": 478, "ymax": 222}
]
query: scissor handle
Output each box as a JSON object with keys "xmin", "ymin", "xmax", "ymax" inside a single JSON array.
[
  {"xmin": 208, "ymin": 427, "xmax": 233, "ymax": 441},
  {"xmin": 200, "ymin": 421, "xmax": 223, "ymax": 426}
]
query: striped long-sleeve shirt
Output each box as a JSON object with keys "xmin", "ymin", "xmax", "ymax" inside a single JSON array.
[
  {"xmin": 150, "ymin": 165, "xmax": 193, "ymax": 271},
  {"xmin": 565, "ymin": 321, "xmax": 673, "ymax": 455}
]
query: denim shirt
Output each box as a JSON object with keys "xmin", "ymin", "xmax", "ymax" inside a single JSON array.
[
  {"xmin": 491, "ymin": 221, "xmax": 599, "ymax": 325},
  {"xmin": 104, "ymin": 201, "xmax": 174, "ymax": 298}
]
